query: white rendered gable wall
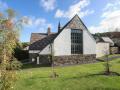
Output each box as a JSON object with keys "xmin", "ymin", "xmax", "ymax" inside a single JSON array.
[
  {"xmin": 53, "ymin": 28, "xmax": 71, "ymax": 56},
  {"xmin": 39, "ymin": 44, "xmax": 51, "ymax": 55},
  {"xmin": 83, "ymin": 30, "xmax": 96, "ymax": 54}
]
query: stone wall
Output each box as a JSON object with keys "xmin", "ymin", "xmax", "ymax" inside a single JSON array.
[
  {"xmin": 39, "ymin": 55, "xmax": 51, "ymax": 65},
  {"xmin": 110, "ymin": 47, "xmax": 119, "ymax": 54},
  {"xmin": 29, "ymin": 53, "xmax": 38, "ymax": 64},
  {"xmin": 29, "ymin": 54, "xmax": 96, "ymax": 66},
  {"xmin": 53, "ymin": 54, "xmax": 96, "ymax": 66},
  {"xmin": 29, "ymin": 53, "xmax": 38, "ymax": 61},
  {"xmin": 29, "ymin": 54, "xmax": 51, "ymax": 65}
]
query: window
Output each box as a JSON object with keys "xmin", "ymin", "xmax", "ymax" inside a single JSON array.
[{"xmin": 71, "ymin": 29, "xmax": 83, "ymax": 54}]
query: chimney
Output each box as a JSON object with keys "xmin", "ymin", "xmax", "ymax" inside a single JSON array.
[{"xmin": 47, "ymin": 27, "xmax": 51, "ymax": 35}]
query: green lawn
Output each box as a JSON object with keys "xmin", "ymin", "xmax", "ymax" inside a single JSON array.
[{"xmin": 14, "ymin": 58, "xmax": 120, "ymax": 90}]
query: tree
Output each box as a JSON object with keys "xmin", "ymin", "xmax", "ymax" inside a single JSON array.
[
  {"xmin": 0, "ymin": 9, "xmax": 22, "ymax": 90},
  {"xmin": 103, "ymin": 47, "xmax": 111, "ymax": 75},
  {"xmin": 14, "ymin": 42, "xmax": 29, "ymax": 62},
  {"xmin": 49, "ymin": 43, "xmax": 58, "ymax": 78}
]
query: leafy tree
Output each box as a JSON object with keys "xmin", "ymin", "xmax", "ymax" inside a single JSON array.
[
  {"xmin": 0, "ymin": 9, "xmax": 23, "ymax": 90},
  {"xmin": 21, "ymin": 42, "xmax": 29, "ymax": 49}
]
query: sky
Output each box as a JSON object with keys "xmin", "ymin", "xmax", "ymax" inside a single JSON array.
[{"xmin": 0, "ymin": 0, "xmax": 120, "ymax": 42}]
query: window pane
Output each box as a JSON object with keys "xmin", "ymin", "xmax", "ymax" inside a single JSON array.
[{"xmin": 71, "ymin": 29, "xmax": 83, "ymax": 54}]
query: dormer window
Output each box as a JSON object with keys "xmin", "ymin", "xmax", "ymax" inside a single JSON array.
[{"xmin": 71, "ymin": 29, "xmax": 83, "ymax": 54}]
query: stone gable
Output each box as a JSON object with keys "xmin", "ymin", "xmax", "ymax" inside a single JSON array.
[{"xmin": 65, "ymin": 15, "xmax": 85, "ymax": 30}]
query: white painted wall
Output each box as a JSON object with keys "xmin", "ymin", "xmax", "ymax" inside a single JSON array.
[
  {"xmin": 54, "ymin": 29, "xmax": 71, "ymax": 56},
  {"xmin": 39, "ymin": 44, "xmax": 51, "ymax": 55},
  {"xmin": 29, "ymin": 50, "xmax": 40, "ymax": 53},
  {"xmin": 83, "ymin": 30, "xmax": 96, "ymax": 54},
  {"xmin": 37, "ymin": 56, "xmax": 40, "ymax": 64},
  {"xmin": 96, "ymin": 42, "xmax": 110, "ymax": 58}
]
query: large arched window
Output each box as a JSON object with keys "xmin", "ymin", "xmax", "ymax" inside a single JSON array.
[{"xmin": 71, "ymin": 29, "xmax": 83, "ymax": 54}]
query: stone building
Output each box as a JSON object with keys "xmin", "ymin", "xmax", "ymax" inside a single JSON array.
[{"xmin": 29, "ymin": 14, "xmax": 96, "ymax": 66}]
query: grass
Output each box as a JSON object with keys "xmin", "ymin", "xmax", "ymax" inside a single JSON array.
[{"xmin": 14, "ymin": 58, "xmax": 120, "ymax": 90}]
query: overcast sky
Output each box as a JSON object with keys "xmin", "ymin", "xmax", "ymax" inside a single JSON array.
[{"xmin": 0, "ymin": 0, "xmax": 120, "ymax": 42}]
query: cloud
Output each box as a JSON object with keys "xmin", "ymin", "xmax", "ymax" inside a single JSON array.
[
  {"xmin": 0, "ymin": 1, "xmax": 8, "ymax": 12},
  {"xmin": 89, "ymin": 0, "xmax": 120, "ymax": 34},
  {"xmin": 40, "ymin": 0, "xmax": 56, "ymax": 11},
  {"xmin": 55, "ymin": 0, "xmax": 94, "ymax": 19},
  {"xmin": 22, "ymin": 16, "xmax": 53, "ymax": 33}
]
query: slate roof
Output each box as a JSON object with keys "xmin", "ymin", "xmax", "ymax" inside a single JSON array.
[
  {"xmin": 94, "ymin": 35, "xmax": 115, "ymax": 46},
  {"xmin": 94, "ymin": 36, "xmax": 104, "ymax": 43},
  {"xmin": 29, "ymin": 33, "xmax": 57, "ymax": 50},
  {"xmin": 101, "ymin": 37, "xmax": 114, "ymax": 46},
  {"xmin": 30, "ymin": 33, "xmax": 47, "ymax": 44}
]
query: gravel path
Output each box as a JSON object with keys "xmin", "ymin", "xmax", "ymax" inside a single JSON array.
[{"xmin": 97, "ymin": 55, "xmax": 120, "ymax": 62}]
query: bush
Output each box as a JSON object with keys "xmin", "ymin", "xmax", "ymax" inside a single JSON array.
[
  {"xmin": 6, "ymin": 59, "xmax": 22, "ymax": 70},
  {"xmin": 14, "ymin": 47, "xmax": 29, "ymax": 61}
]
